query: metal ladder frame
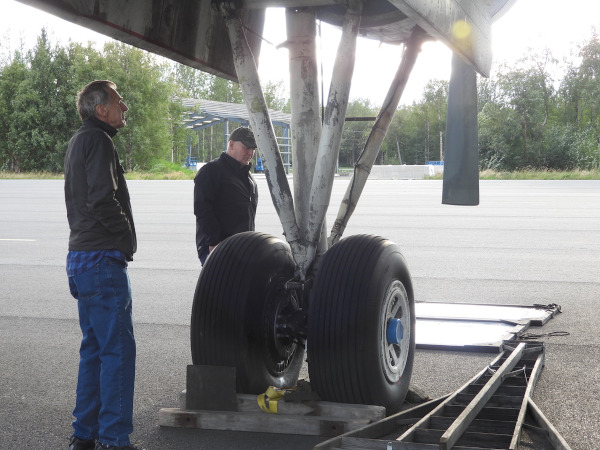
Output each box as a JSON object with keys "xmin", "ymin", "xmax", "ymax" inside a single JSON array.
[{"xmin": 315, "ymin": 340, "xmax": 572, "ymax": 450}]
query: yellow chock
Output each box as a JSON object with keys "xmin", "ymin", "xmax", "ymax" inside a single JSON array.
[{"xmin": 257, "ymin": 386, "xmax": 291, "ymax": 414}]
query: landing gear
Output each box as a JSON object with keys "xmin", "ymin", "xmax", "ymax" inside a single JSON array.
[
  {"xmin": 307, "ymin": 234, "xmax": 415, "ymax": 414},
  {"xmin": 190, "ymin": 231, "xmax": 305, "ymax": 394},
  {"xmin": 191, "ymin": 232, "xmax": 414, "ymax": 412},
  {"xmin": 191, "ymin": 7, "xmax": 416, "ymax": 411}
]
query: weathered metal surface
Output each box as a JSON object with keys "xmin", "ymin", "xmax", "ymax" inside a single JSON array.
[
  {"xmin": 328, "ymin": 26, "xmax": 429, "ymax": 246},
  {"xmin": 388, "ymin": 0, "xmax": 492, "ymax": 76},
  {"xmin": 16, "ymin": 0, "xmax": 514, "ymax": 78},
  {"xmin": 305, "ymin": 1, "xmax": 362, "ymax": 266},
  {"xmin": 315, "ymin": 2, "xmax": 413, "ymax": 45},
  {"xmin": 286, "ymin": 9, "xmax": 323, "ymax": 258},
  {"xmin": 219, "ymin": 3, "xmax": 304, "ymax": 273},
  {"xmin": 316, "ymin": 0, "xmax": 516, "ymax": 76},
  {"xmin": 14, "ymin": 0, "xmax": 264, "ymax": 81}
]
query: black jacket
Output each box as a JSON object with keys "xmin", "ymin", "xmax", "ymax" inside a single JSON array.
[
  {"xmin": 194, "ymin": 152, "xmax": 258, "ymax": 257},
  {"xmin": 64, "ymin": 117, "xmax": 137, "ymax": 260}
]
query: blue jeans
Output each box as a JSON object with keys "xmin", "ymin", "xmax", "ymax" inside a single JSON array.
[{"xmin": 68, "ymin": 256, "xmax": 136, "ymax": 446}]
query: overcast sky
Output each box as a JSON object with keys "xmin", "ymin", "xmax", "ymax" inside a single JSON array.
[{"xmin": 2, "ymin": 1, "xmax": 598, "ymax": 106}]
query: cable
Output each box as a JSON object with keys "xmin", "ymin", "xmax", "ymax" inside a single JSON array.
[{"xmin": 518, "ymin": 331, "xmax": 570, "ymax": 340}]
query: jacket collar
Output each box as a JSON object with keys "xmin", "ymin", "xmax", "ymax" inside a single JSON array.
[
  {"xmin": 85, "ymin": 116, "xmax": 118, "ymax": 138},
  {"xmin": 220, "ymin": 152, "xmax": 253, "ymax": 173}
]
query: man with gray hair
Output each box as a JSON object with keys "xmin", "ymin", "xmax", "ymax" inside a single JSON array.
[{"xmin": 64, "ymin": 80, "xmax": 143, "ymax": 450}]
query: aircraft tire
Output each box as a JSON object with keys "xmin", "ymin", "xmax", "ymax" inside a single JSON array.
[
  {"xmin": 190, "ymin": 231, "xmax": 304, "ymax": 394},
  {"xmin": 307, "ymin": 234, "xmax": 415, "ymax": 414}
]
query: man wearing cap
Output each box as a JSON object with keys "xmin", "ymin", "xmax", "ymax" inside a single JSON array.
[{"xmin": 193, "ymin": 126, "xmax": 259, "ymax": 264}]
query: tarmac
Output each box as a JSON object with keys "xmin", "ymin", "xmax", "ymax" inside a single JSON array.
[{"xmin": 1, "ymin": 178, "xmax": 599, "ymax": 449}]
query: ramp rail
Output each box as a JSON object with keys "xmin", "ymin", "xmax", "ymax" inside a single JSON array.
[{"xmin": 316, "ymin": 340, "xmax": 572, "ymax": 450}]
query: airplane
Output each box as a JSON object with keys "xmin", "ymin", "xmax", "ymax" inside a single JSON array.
[{"xmin": 15, "ymin": 0, "xmax": 517, "ymax": 414}]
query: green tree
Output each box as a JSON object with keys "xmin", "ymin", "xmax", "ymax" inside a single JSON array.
[
  {"xmin": 67, "ymin": 42, "xmax": 106, "ymax": 88},
  {"xmin": 380, "ymin": 79, "xmax": 448, "ymax": 167},
  {"xmin": 478, "ymin": 97, "xmax": 522, "ymax": 170},
  {"xmin": 422, "ymin": 80, "xmax": 448, "ymax": 162},
  {"xmin": 576, "ymin": 31, "xmax": 600, "ymax": 166},
  {"xmin": 206, "ymin": 76, "xmax": 243, "ymax": 103},
  {"xmin": 386, "ymin": 104, "xmax": 427, "ymax": 165},
  {"xmin": 0, "ymin": 31, "xmax": 212, "ymax": 173},
  {"xmin": 102, "ymin": 42, "xmax": 176, "ymax": 170},
  {"xmin": 171, "ymin": 63, "xmax": 212, "ymax": 98},
  {"xmin": 168, "ymin": 99, "xmax": 195, "ymax": 165},
  {"xmin": 8, "ymin": 30, "xmax": 78, "ymax": 171},
  {"xmin": 262, "ymin": 80, "xmax": 290, "ymax": 112},
  {"xmin": 487, "ymin": 49, "xmax": 559, "ymax": 169},
  {"xmin": 3, "ymin": 26, "xmax": 600, "ymax": 175},
  {"xmin": 339, "ymin": 98, "xmax": 378, "ymax": 167},
  {"xmin": 0, "ymin": 52, "xmax": 27, "ymax": 171}
]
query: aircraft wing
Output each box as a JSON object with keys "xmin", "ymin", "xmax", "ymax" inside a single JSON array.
[
  {"xmin": 16, "ymin": 0, "xmax": 515, "ymax": 80},
  {"xmin": 14, "ymin": 0, "xmax": 266, "ymax": 81}
]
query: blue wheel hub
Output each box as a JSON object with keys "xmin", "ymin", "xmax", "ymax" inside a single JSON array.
[{"xmin": 386, "ymin": 318, "xmax": 403, "ymax": 344}]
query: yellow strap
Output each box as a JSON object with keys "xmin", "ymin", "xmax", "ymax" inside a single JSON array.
[{"xmin": 257, "ymin": 386, "xmax": 286, "ymax": 414}]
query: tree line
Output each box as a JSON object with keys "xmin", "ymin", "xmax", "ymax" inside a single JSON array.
[
  {"xmin": 0, "ymin": 29, "xmax": 285, "ymax": 173},
  {"xmin": 1, "ymin": 28, "xmax": 599, "ymax": 173},
  {"xmin": 343, "ymin": 30, "xmax": 600, "ymax": 171}
]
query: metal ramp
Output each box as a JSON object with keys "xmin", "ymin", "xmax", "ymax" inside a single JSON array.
[{"xmin": 316, "ymin": 340, "xmax": 572, "ymax": 450}]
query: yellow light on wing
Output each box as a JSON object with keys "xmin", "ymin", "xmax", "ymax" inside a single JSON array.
[{"xmin": 452, "ymin": 20, "xmax": 472, "ymax": 40}]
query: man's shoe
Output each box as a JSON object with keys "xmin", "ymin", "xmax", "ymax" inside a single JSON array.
[
  {"xmin": 94, "ymin": 443, "xmax": 145, "ymax": 450},
  {"xmin": 69, "ymin": 436, "xmax": 96, "ymax": 450}
]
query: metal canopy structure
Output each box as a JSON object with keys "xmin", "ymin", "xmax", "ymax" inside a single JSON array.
[
  {"xmin": 180, "ymin": 98, "xmax": 292, "ymax": 169},
  {"xmin": 180, "ymin": 98, "xmax": 291, "ymax": 131}
]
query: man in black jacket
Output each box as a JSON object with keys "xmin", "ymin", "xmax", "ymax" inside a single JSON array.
[
  {"xmin": 193, "ymin": 126, "xmax": 258, "ymax": 264},
  {"xmin": 64, "ymin": 80, "xmax": 142, "ymax": 450}
]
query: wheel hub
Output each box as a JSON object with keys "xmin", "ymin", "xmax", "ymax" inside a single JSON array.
[
  {"xmin": 380, "ymin": 280, "xmax": 410, "ymax": 383},
  {"xmin": 386, "ymin": 317, "xmax": 403, "ymax": 344},
  {"xmin": 263, "ymin": 282, "xmax": 304, "ymax": 375}
]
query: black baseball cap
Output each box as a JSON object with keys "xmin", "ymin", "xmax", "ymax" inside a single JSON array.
[{"xmin": 229, "ymin": 126, "xmax": 256, "ymax": 149}]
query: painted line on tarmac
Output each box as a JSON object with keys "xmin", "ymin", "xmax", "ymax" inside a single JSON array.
[{"xmin": 0, "ymin": 238, "xmax": 36, "ymax": 241}]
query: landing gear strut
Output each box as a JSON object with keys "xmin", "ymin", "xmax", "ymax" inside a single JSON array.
[{"xmin": 191, "ymin": 2, "xmax": 420, "ymax": 412}]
